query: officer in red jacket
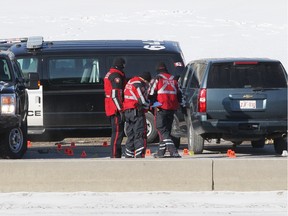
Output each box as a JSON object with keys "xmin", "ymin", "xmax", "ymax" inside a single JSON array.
[
  {"xmin": 104, "ymin": 57, "xmax": 126, "ymax": 158},
  {"xmin": 149, "ymin": 62, "xmax": 184, "ymax": 158},
  {"xmin": 123, "ymin": 72, "xmax": 151, "ymax": 158}
]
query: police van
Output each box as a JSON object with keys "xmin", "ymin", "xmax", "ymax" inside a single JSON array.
[{"xmin": 9, "ymin": 37, "xmax": 185, "ymax": 143}]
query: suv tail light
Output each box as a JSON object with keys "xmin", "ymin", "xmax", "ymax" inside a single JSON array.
[{"xmin": 198, "ymin": 88, "xmax": 207, "ymax": 113}]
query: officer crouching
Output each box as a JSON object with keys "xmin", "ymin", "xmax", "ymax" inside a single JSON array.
[{"xmin": 123, "ymin": 72, "xmax": 152, "ymax": 158}]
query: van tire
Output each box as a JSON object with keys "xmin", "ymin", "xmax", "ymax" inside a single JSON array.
[
  {"xmin": 0, "ymin": 121, "xmax": 27, "ymax": 159},
  {"xmin": 124, "ymin": 111, "xmax": 158, "ymax": 143},
  {"xmin": 274, "ymin": 136, "xmax": 287, "ymax": 155},
  {"xmin": 186, "ymin": 111, "xmax": 204, "ymax": 154}
]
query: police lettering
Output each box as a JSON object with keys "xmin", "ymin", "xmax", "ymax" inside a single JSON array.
[{"xmin": 28, "ymin": 110, "xmax": 41, "ymax": 116}]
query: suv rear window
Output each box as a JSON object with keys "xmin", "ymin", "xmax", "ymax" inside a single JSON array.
[{"xmin": 207, "ymin": 62, "xmax": 287, "ymax": 88}]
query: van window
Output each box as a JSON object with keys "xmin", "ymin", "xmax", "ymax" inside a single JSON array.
[
  {"xmin": 48, "ymin": 57, "xmax": 101, "ymax": 84},
  {"xmin": 17, "ymin": 57, "xmax": 38, "ymax": 74},
  {"xmin": 108, "ymin": 55, "xmax": 180, "ymax": 79},
  {"xmin": 207, "ymin": 62, "xmax": 287, "ymax": 88}
]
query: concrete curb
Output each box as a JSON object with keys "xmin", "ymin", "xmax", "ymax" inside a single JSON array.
[
  {"xmin": 0, "ymin": 158, "xmax": 286, "ymax": 192},
  {"xmin": 213, "ymin": 159, "xmax": 288, "ymax": 191},
  {"xmin": 0, "ymin": 159, "xmax": 213, "ymax": 192}
]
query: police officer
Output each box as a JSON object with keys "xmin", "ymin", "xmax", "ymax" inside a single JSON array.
[
  {"xmin": 149, "ymin": 62, "xmax": 184, "ymax": 158},
  {"xmin": 104, "ymin": 57, "xmax": 126, "ymax": 158},
  {"xmin": 123, "ymin": 72, "xmax": 151, "ymax": 158}
]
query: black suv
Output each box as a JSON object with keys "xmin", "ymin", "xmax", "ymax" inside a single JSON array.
[
  {"xmin": 0, "ymin": 50, "xmax": 38, "ymax": 158},
  {"xmin": 177, "ymin": 58, "xmax": 287, "ymax": 154}
]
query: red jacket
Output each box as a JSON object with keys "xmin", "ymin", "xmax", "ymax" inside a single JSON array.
[
  {"xmin": 123, "ymin": 76, "xmax": 150, "ymax": 111},
  {"xmin": 104, "ymin": 68, "xmax": 126, "ymax": 116},
  {"xmin": 149, "ymin": 72, "xmax": 180, "ymax": 110}
]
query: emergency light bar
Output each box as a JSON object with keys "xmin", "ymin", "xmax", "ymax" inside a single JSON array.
[{"xmin": 27, "ymin": 36, "xmax": 43, "ymax": 49}]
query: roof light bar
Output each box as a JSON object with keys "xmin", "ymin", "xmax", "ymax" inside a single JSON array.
[{"xmin": 27, "ymin": 36, "xmax": 43, "ymax": 49}]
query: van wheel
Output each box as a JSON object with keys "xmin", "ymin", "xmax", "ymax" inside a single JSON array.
[
  {"xmin": 145, "ymin": 112, "xmax": 158, "ymax": 143},
  {"xmin": 0, "ymin": 122, "xmax": 27, "ymax": 159},
  {"xmin": 274, "ymin": 136, "xmax": 287, "ymax": 154},
  {"xmin": 124, "ymin": 112, "xmax": 158, "ymax": 143},
  {"xmin": 251, "ymin": 139, "xmax": 265, "ymax": 148},
  {"xmin": 187, "ymin": 114, "xmax": 204, "ymax": 154}
]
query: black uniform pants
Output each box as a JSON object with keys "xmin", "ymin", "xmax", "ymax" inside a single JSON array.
[
  {"xmin": 110, "ymin": 113, "xmax": 124, "ymax": 158},
  {"xmin": 155, "ymin": 109, "xmax": 177, "ymax": 155},
  {"xmin": 124, "ymin": 109, "xmax": 147, "ymax": 158}
]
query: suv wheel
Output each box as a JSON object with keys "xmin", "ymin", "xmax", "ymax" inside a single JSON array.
[
  {"xmin": 0, "ymin": 121, "xmax": 27, "ymax": 159},
  {"xmin": 251, "ymin": 139, "xmax": 265, "ymax": 148},
  {"xmin": 124, "ymin": 111, "xmax": 158, "ymax": 143},
  {"xmin": 145, "ymin": 112, "xmax": 158, "ymax": 143},
  {"xmin": 274, "ymin": 136, "xmax": 287, "ymax": 154},
  {"xmin": 186, "ymin": 110, "xmax": 204, "ymax": 154}
]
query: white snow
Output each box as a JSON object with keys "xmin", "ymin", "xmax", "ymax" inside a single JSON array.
[
  {"xmin": 0, "ymin": 0, "xmax": 287, "ymax": 69},
  {"xmin": 0, "ymin": 0, "xmax": 287, "ymax": 215},
  {"xmin": 0, "ymin": 191, "xmax": 287, "ymax": 216}
]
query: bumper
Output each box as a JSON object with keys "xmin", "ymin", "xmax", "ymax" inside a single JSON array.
[
  {"xmin": 192, "ymin": 114, "xmax": 287, "ymax": 138},
  {"xmin": 0, "ymin": 115, "xmax": 21, "ymax": 130}
]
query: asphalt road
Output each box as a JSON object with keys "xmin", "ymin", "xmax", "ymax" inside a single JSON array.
[{"xmin": 23, "ymin": 137, "xmax": 283, "ymax": 159}]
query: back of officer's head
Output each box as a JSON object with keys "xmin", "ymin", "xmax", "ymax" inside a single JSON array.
[
  {"xmin": 156, "ymin": 62, "xmax": 168, "ymax": 73},
  {"xmin": 140, "ymin": 71, "xmax": 151, "ymax": 82},
  {"xmin": 113, "ymin": 57, "xmax": 126, "ymax": 70}
]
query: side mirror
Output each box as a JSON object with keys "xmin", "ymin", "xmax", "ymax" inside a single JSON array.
[{"xmin": 27, "ymin": 73, "xmax": 40, "ymax": 89}]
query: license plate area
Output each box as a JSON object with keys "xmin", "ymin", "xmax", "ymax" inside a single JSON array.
[{"xmin": 239, "ymin": 100, "xmax": 256, "ymax": 109}]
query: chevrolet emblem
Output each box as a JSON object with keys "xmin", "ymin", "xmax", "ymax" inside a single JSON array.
[{"xmin": 243, "ymin": 94, "xmax": 253, "ymax": 99}]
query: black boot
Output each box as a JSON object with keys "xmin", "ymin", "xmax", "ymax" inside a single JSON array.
[{"xmin": 154, "ymin": 141, "xmax": 166, "ymax": 158}]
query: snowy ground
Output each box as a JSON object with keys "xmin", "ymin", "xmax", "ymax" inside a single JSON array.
[
  {"xmin": 0, "ymin": 191, "xmax": 287, "ymax": 216},
  {"xmin": 0, "ymin": 0, "xmax": 287, "ymax": 215},
  {"xmin": 0, "ymin": 0, "xmax": 287, "ymax": 69}
]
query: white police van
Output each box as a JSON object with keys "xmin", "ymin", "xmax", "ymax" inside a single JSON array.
[{"xmin": 9, "ymin": 36, "xmax": 185, "ymax": 143}]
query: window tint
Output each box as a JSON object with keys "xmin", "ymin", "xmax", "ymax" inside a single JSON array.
[
  {"xmin": 0, "ymin": 59, "xmax": 11, "ymax": 81},
  {"xmin": 184, "ymin": 63, "xmax": 206, "ymax": 89},
  {"xmin": 207, "ymin": 62, "xmax": 287, "ymax": 88},
  {"xmin": 189, "ymin": 73, "xmax": 199, "ymax": 88},
  {"xmin": 196, "ymin": 63, "xmax": 206, "ymax": 84},
  {"xmin": 108, "ymin": 55, "xmax": 182, "ymax": 79},
  {"xmin": 180, "ymin": 66, "xmax": 191, "ymax": 88},
  {"xmin": 48, "ymin": 57, "xmax": 101, "ymax": 85},
  {"xmin": 17, "ymin": 57, "xmax": 38, "ymax": 74},
  {"xmin": 13, "ymin": 61, "xmax": 24, "ymax": 79}
]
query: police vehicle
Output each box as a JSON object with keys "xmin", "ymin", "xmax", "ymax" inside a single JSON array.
[
  {"xmin": 9, "ymin": 37, "xmax": 185, "ymax": 143},
  {"xmin": 0, "ymin": 50, "xmax": 38, "ymax": 158}
]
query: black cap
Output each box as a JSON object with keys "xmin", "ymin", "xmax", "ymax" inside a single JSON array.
[
  {"xmin": 140, "ymin": 71, "xmax": 151, "ymax": 82},
  {"xmin": 156, "ymin": 62, "xmax": 168, "ymax": 73},
  {"xmin": 113, "ymin": 57, "xmax": 126, "ymax": 70}
]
